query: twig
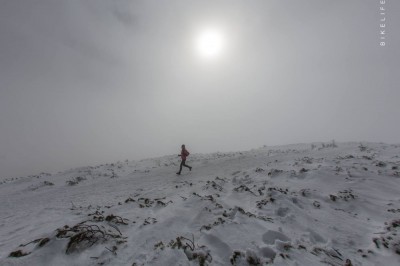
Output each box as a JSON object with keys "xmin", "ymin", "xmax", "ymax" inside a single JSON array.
[
  {"xmin": 108, "ymin": 223, "xmax": 122, "ymax": 235},
  {"xmin": 180, "ymin": 234, "xmax": 195, "ymax": 251},
  {"xmin": 105, "ymin": 246, "xmax": 117, "ymax": 255},
  {"xmin": 333, "ymin": 248, "xmax": 342, "ymax": 257}
]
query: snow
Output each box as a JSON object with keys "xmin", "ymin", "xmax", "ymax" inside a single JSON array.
[{"xmin": 1, "ymin": 142, "xmax": 400, "ymax": 265}]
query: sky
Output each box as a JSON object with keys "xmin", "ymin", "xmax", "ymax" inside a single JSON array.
[{"xmin": 0, "ymin": 0, "xmax": 399, "ymax": 178}]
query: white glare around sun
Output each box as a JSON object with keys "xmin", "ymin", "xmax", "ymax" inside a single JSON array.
[{"xmin": 196, "ymin": 29, "xmax": 224, "ymax": 59}]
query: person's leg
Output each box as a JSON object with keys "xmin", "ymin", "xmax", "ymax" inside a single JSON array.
[
  {"xmin": 177, "ymin": 160, "xmax": 183, "ymax": 174},
  {"xmin": 182, "ymin": 160, "xmax": 192, "ymax": 170}
]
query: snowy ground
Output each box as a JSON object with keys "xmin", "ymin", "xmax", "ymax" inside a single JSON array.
[{"xmin": 1, "ymin": 142, "xmax": 400, "ymax": 266}]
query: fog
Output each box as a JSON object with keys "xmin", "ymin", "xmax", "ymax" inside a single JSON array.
[{"xmin": 1, "ymin": 0, "xmax": 399, "ymax": 178}]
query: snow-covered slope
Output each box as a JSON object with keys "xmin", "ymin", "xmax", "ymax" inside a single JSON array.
[{"xmin": 1, "ymin": 142, "xmax": 400, "ymax": 266}]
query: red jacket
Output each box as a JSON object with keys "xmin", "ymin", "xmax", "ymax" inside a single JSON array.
[{"xmin": 181, "ymin": 149, "xmax": 190, "ymax": 160}]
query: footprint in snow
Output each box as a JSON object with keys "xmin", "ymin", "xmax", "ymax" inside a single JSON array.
[
  {"xmin": 275, "ymin": 207, "xmax": 290, "ymax": 217},
  {"xmin": 307, "ymin": 229, "xmax": 326, "ymax": 244},
  {"xmin": 262, "ymin": 230, "xmax": 291, "ymax": 245}
]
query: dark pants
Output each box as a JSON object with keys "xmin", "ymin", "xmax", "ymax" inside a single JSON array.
[{"xmin": 178, "ymin": 159, "xmax": 191, "ymax": 173}]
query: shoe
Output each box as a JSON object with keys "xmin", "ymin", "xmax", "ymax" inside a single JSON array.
[
  {"xmin": 189, "ymin": 167, "xmax": 192, "ymax": 171},
  {"xmin": 176, "ymin": 172, "xmax": 181, "ymax": 175}
]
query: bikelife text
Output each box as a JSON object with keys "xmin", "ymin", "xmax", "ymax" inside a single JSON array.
[{"xmin": 379, "ymin": 0, "xmax": 386, "ymax": 47}]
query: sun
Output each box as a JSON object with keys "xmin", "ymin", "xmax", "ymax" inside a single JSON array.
[{"xmin": 195, "ymin": 28, "xmax": 225, "ymax": 59}]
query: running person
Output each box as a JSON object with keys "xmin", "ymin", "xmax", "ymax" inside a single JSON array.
[{"xmin": 176, "ymin": 144, "xmax": 192, "ymax": 175}]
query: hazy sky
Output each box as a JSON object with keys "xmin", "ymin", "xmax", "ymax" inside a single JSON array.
[{"xmin": 1, "ymin": 0, "xmax": 399, "ymax": 178}]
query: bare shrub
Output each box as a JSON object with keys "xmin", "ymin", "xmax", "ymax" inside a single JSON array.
[
  {"xmin": 56, "ymin": 221, "xmax": 124, "ymax": 254},
  {"xmin": 66, "ymin": 176, "xmax": 87, "ymax": 186}
]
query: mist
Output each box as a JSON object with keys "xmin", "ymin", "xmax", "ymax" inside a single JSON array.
[{"xmin": 1, "ymin": 0, "xmax": 399, "ymax": 178}]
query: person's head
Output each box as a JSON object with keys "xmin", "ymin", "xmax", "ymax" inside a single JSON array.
[{"xmin": 181, "ymin": 144, "xmax": 185, "ymax": 149}]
